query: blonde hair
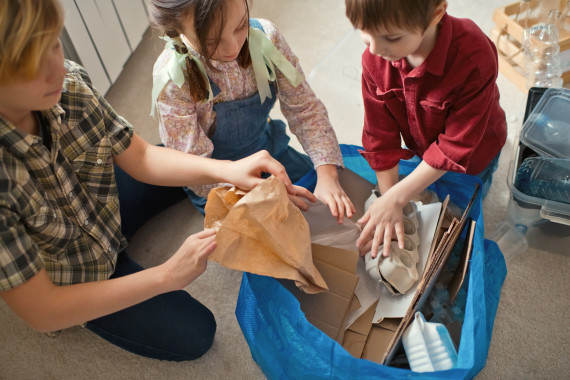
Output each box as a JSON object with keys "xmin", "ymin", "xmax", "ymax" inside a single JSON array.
[{"xmin": 0, "ymin": 0, "xmax": 64, "ymax": 84}]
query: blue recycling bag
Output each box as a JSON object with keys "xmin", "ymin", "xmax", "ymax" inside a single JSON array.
[{"xmin": 235, "ymin": 144, "xmax": 507, "ymax": 379}]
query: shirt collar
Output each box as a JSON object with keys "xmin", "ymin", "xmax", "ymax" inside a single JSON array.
[
  {"xmin": 424, "ymin": 13, "xmax": 451, "ymax": 77},
  {"xmin": 0, "ymin": 104, "xmax": 65, "ymax": 157},
  {"xmin": 390, "ymin": 13, "xmax": 451, "ymax": 77}
]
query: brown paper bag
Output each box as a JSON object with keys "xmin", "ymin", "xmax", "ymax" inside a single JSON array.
[{"xmin": 204, "ymin": 176, "xmax": 328, "ymax": 294}]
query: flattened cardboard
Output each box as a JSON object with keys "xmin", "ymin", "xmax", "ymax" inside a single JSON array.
[
  {"xmin": 362, "ymin": 325, "xmax": 397, "ymax": 363},
  {"xmin": 382, "ymin": 184, "xmax": 480, "ymax": 365},
  {"xmin": 449, "ymin": 219, "xmax": 476, "ymax": 303},
  {"xmin": 284, "ymin": 243, "xmax": 360, "ymax": 343},
  {"xmin": 291, "ymin": 178, "xmax": 479, "ymax": 367},
  {"xmin": 425, "ymin": 195, "xmax": 450, "ymax": 270},
  {"xmin": 348, "ymin": 296, "xmax": 361, "ymax": 315},
  {"xmin": 342, "ymin": 301, "xmax": 377, "ymax": 358}
]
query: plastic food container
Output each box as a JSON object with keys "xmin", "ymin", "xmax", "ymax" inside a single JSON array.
[
  {"xmin": 402, "ymin": 311, "xmax": 458, "ymax": 372},
  {"xmin": 507, "ymin": 87, "xmax": 570, "ymax": 254}
]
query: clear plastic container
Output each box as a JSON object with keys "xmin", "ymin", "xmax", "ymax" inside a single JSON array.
[
  {"xmin": 514, "ymin": 157, "xmax": 570, "ymax": 204},
  {"xmin": 490, "ymin": 221, "xmax": 529, "ymax": 261},
  {"xmin": 520, "ymin": 88, "xmax": 570, "ymax": 158},
  {"xmin": 507, "ymin": 88, "xmax": 570, "ymax": 255}
]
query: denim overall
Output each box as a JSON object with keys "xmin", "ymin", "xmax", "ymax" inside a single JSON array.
[{"xmin": 186, "ymin": 20, "xmax": 313, "ymax": 214}]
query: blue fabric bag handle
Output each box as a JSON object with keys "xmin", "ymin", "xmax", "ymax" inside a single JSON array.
[{"xmin": 236, "ymin": 144, "xmax": 507, "ymax": 379}]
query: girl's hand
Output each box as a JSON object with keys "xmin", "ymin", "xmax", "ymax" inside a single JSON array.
[
  {"xmin": 160, "ymin": 229, "xmax": 218, "ymax": 291},
  {"xmin": 225, "ymin": 150, "xmax": 296, "ymax": 195},
  {"xmin": 288, "ymin": 185, "xmax": 317, "ymax": 211},
  {"xmin": 356, "ymin": 191, "xmax": 405, "ymax": 258},
  {"xmin": 314, "ymin": 165, "xmax": 356, "ymax": 224}
]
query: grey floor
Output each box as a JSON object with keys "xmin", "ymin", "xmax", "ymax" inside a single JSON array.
[{"xmin": 1, "ymin": 0, "xmax": 569, "ymax": 379}]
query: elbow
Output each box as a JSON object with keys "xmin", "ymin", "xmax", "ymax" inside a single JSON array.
[{"xmin": 22, "ymin": 314, "xmax": 68, "ymax": 334}]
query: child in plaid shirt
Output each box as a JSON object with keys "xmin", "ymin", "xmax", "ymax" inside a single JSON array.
[{"xmin": 0, "ymin": 0, "xmax": 308, "ymax": 361}]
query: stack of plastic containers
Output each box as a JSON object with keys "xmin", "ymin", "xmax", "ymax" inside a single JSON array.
[{"xmin": 507, "ymin": 87, "xmax": 570, "ymax": 255}]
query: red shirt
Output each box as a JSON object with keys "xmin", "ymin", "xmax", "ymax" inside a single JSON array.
[{"xmin": 360, "ymin": 13, "xmax": 507, "ymax": 175}]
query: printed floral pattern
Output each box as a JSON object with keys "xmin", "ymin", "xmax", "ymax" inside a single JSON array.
[{"xmin": 153, "ymin": 19, "xmax": 343, "ymax": 197}]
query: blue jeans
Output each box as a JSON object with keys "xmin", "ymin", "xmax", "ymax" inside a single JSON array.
[
  {"xmin": 476, "ymin": 153, "xmax": 500, "ymax": 199},
  {"xmin": 85, "ymin": 165, "xmax": 216, "ymax": 361}
]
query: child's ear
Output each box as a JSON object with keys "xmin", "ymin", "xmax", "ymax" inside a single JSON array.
[{"xmin": 429, "ymin": 0, "xmax": 448, "ymax": 26}]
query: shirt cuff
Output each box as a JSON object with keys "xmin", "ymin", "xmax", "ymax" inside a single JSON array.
[
  {"xmin": 359, "ymin": 149, "xmax": 414, "ymax": 171},
  {"xmin": 422, "ymin": 144, "xmax": 467, "ymax": 173}
]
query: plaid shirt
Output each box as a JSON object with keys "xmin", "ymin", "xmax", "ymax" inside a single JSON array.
[{"xmin": 0, "ymin": 60, "xmax": 133, "ymax": 290}]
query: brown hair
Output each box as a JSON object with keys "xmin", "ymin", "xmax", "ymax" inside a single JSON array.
[
  {"xmin": 149, "ymin": 0, "xmax": 251, "ymax": 102},
  {"xmin": 0, "ymin": 0, "xmax": 64, "ymax": 84},
  {"xmin": 345, "ymin": 0, "xmax": 444, "ymax": 33}
]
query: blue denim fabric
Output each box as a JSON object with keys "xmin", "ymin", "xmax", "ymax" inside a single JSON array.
[
  {"xmin": 86, "ymin": 164, "xmax": 216, "ymax": 361},
  {"xmin": 476, "ymin": 153, "xmax": 500, "ymax": 199}
]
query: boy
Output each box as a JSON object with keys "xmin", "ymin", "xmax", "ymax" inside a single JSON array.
[{"xmin": 345, "ymin": 0, "xmax": 507, "ymax": 257}]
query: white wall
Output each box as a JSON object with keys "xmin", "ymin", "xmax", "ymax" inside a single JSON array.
[{"xmin": 61, "ymin": 0, "xmax": 149, "ymax": 94}]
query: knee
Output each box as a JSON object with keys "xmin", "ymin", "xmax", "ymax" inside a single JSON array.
[
  {"xmin": 171, "ymin": 304, "xmax": 216, "ymax": 361},
  {"xmin": 185, "ymin": 308, "xmax": 217, "ymax": 360}
]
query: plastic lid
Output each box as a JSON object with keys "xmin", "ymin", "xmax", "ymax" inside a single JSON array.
[{"xmin": 520, "ymin": 88, "xmax": 570, "ymax": 159}]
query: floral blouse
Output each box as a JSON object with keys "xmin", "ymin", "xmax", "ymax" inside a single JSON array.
[{"xmin": 153, "ymin": 18, "xmax": 343, "ymax": 197}]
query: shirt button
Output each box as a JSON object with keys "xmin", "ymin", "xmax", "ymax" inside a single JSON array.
[
  {"xmin": 53, "ymin": 212, "xmax": 57, "ymax": 219},
  {"xmin": 96, "ymin": 159, "xmax": 103, "ymax": 165},
  {"xmin": 68, "ymin": 191, "xmax": 73, "ymax": 198},
  {"xmin": 84, "ymin": 220, "xmax": 89, "ymax": 226}
]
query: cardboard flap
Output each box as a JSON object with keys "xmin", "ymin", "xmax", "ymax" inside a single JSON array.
[
  {"xmin": 342, "ymin": 301, "xmax": 377, "ymax": 358},
  {"xmin": 382, "ymin": 184, "xmax": 480, "ymax": 365},
  {"xmin": 312, "ymin": 243, "xmax": 359, "ymax": 274},
  {"xmin": 285, "ymin": 243, "xmax": 360, "ymax": 344},
  {"xmin": 347, "ymin": 301, "xmax": 377, "ymax": 336},
  {"xmin": 448, "ymin": 219, "xmax": 476, "ymax": 303},
  {"xmin": 377, "ymin": 318, "xmax": 401, "ymax": 332}
]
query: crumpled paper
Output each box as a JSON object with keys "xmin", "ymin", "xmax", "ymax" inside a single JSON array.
[{"xmin": 204, "ymin": 176, "xmax": 328, "ymax": 294}]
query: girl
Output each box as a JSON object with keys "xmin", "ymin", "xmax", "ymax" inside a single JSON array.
[
  {"xmin": 149, "ymin": 0, "xmax": 356, "ymax": 223},
  {"xmin": 0, "ymin": 0, "xmax": 306, "ymax": 361}
]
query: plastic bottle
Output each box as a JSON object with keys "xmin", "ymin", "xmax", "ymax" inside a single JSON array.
[
  {"xmin": 402, "ymin": 312, "xmax": 458, "ymax": 372},
  {"xmin": 522, "ymin": 9, "xmax": 564, "ymax": 88},
  {"xmin": 515, "ymin": 0, "xmax": 533, "ymax": 29},
  {"xmin": 535, "ymin": 0, "xmax": 563, "ymax": 23},
  {"xmin": 560, "ymin": 0, "xmax": 570, "ymax": 35},
  {"xmin": 514, "ymin": 157, "xmax": 570, "ymax": 204}
]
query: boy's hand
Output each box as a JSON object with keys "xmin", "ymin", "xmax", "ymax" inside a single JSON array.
[
  {"xmin": 314, "ymin": 165, "xmax": 356, "ymax": 224},
  {"xmin": 356, "ymin": 191, "xmax": 405, "ymax": 258}
]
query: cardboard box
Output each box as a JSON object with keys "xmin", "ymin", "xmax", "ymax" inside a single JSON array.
[
  {"xmin": 286, "ymin": 186, "xmax": 479, "ymax": 367},
  {"xmin": 491, "ymin": 0, "xmax": 570, "ymax": 91},
  {"xmin": 281, "ymin": 243, "xmax": 360, "ymax": 343}
]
